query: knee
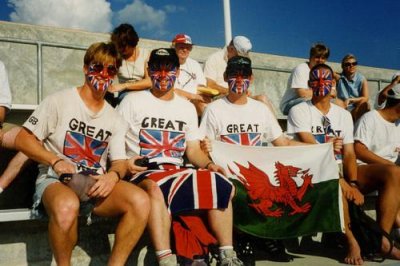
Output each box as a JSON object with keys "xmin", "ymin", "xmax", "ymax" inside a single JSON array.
[
  {"xmin": 50, "ymin": 198, "xmax": 79, "ymax": 229},
  {"xmin": 145, "ymin": 181, "xmax": 165, "ymax": 202},
  {"xmin": 130, "ymin": 189, "xmax": 151, "ymax": 218}
]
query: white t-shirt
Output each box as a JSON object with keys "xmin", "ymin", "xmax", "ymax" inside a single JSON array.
[
  {"xmin": 354, "ymin": 110, "xmax": 400, "ymax": 164},
  {"xmin": 280, "ymin": 62, "xmax": 310, "ymax": 114},
  {"xmin": 287, "ymin": 101, "xmax": 354, "ymax": 162},
  {"xmin": 0, "ymin": 61, "xmax": 12, "ymax": 110},
  {"xmin": 23, "ymin": 88, "xmax": 128, "ymax": 178},
  {"xmin": 203, "ymin": 48, "xmax": 228, "ymax": 88},
  {"xmin": 117, "ymin": 90, "xmax": 200, "ymax": 165},
  {"xmin": 175, "ymin": 57, "xmax": 206, "ymax": 94},
  {"xmin": 200, "ymin": 97, "xmax": 282, "ymax": 145},
  {"xmin": 118, "ymin": 48, "xmax": 149, "ymax": 84}
]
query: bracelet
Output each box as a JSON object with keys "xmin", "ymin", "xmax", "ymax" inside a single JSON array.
[
  {"xmin": 51, "ymin": 158, "xmax": 64, "ymax": 169},
  {"xmin": 109, "ymin": 170, "xmax": 121, "ymax": 181},
  {"xmin": 204, "ymin": 161, "xmax": 214, "ymax": 169},
  {"xmin": 349, "ymin": 180, "xmax": 359, "ymax": 188}
]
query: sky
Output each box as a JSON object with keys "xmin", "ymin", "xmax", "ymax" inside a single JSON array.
[{"xmin": 1, "ymin": 0, "xmax": 399, "ymax": 70}]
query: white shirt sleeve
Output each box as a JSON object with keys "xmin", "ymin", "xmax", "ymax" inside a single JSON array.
[{"xmin": 0, "ymin": 61, "xmax": 12, "ymax": 110}]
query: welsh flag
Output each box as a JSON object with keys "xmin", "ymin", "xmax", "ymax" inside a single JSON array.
[{"xmin": 210, "ymin": 141, "xmax": 344, "ymax": 239}]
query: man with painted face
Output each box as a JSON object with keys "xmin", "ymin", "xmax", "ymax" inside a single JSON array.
[
  {"xmin": 117, "ymin": 48, "xmax": 243, "ymax": 266},
  {"xmin": 287, "ymin": 64, "xmax": 366, "ymax": 265},
  {"xmin": 14, "ymin": 42, "xmax": 150, "ymax": 266},
  {"xmin": 200, "ymin": 56, "xmax": 303, "ymax": 263}
]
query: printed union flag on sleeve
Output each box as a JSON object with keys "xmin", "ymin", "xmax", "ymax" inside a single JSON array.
[{"xmin": 210, "ymin": 141, "xmax": 344, "ymax": 239}]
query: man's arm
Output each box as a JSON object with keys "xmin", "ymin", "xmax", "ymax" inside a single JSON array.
[
  {"xmin": 354, "ymin": 140, "xmax": 395, "ymax": 165},
  {"xmin": 295, "ymin": 88, "xmax": 313, "ymax": 99},
  {"xmin": 186, "ymin": 139, "xmax": 226, "ymax": 175},
  {"xmin": 88, "ymin": 159, "xmax": 127, "ymax": 198},
  {"xmin": 377, "ymin": 75, "xmax": 400, "ymax": 106},
  {"xmin": 206, "ymin": 78, "xmax": 228, "ymax": 95}
]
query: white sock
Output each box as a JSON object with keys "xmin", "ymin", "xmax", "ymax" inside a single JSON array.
[{"xmin": 155, "ymin": 249, "xmax": 172, "ymax": 261}]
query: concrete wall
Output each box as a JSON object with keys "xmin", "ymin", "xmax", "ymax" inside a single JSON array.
[{"xmin": 0, "ymin": 21, "xmax": 396, "ymax": 118}]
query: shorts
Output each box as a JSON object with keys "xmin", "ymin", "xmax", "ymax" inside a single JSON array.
[{"xmin": 32, "ymin": 174, "xmax": 95, "ymax": 223}]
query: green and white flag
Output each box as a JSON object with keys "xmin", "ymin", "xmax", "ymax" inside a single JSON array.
[{"xmin": 211, "ymin": 141, "xmax": 344, "ymax": 239}]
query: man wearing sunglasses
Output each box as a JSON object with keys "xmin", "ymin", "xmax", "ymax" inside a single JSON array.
[
  {"xmin": 336, "ymin": 54, "xmax": 370, "ymax": 121},
  {"xmin": 14, "ymin": 42, "xmax": 150, "ymax": 266},
  {"xmin": 117, "ymin": 48, "xmax": 243, "ymax": 266}
]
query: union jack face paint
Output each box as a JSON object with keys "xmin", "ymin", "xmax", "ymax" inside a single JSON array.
[
  {"xmin": 149, "ymin": 63, "xmax": 177, "ymax": 92},
  {"xmin": 86, "ymin": 63, "xmax": 116, "ymax": 92},
  {"xmin": 228, "ymin": 73, "xmax": 251, "ymax": 94},
  {"xmin": 309, "ymin": 67, "xmax": 333, "ymax": 97}
]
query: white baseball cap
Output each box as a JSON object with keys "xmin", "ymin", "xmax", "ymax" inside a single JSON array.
[{"xmin": 233, "ymin": 36, "xmax": 252, "ymax": 56}]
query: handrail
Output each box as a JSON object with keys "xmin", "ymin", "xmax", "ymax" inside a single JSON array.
[{"xmin": 0, "ymin": 37, "xmax": 87, "ymax": 104}]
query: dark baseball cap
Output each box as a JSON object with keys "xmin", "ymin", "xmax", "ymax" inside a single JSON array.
[
  {"xmin": 226, "ymin": 56, "xmax": 252, "ymax": 76},
  {"xmin": 148, "ymin": 48, "xmax": 180, "ymax": 68}
]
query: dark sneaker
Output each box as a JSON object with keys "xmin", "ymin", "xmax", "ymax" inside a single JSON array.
[{"xmin": 262, "ymin": 239, "xmax": 294, "ymax": 262}]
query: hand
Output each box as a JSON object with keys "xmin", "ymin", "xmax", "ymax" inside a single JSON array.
[
  {"xmin": 200, "ymin": 137, "xmax": 212, "ymax": 153},
  {"xmin": 332, "ymin": 137, "xmax": 343, "ymax": 154},
  {"xmin": 207, "ymin": 162, "xmax": 226, "ymax": 176},
  {"xmin": 339, "ymin": 179, "xmax": 364, "ymax": 205},
  {"xmin": 87, "ymin": 172, "xmax": 118, "ymax": 198},
  {"xmin": 52, "ymin": 159, "xmax": 76, "ymax": 177},
  {"xmin": 127, "ymin": 156, "xmax": 148, "ymax": 175},
  {"xmin": 108, "ymin": 83, "xmax": 125, "ymax": 93}
]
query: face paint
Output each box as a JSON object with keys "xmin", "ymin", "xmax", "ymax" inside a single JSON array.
[
  {"xmin": 227, "ymin": 73, "xmax": 251, "ymax": 94},
  {"xmin": 149, "ymin": 63, "xmax": 177, "ymax": 92},
  {"xmin": 87, "ymin": 63, "xmax": 116, "ymax": 92},
  {"xmin": 309, "ymin": 68, "xmax": 333, "ymax": 96}
]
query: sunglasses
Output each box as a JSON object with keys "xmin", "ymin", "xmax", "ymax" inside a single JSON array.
[
  {"xmin": 89, "ymin": 63, "xmax": 118, "ymax": 76},
  {"xmin": 344, "ymin": 62, "xmax": 358, "ymax": 67}
]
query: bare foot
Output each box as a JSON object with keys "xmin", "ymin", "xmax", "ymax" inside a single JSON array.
[{"xmin": 344, "ymin": 240, "xmax": 363, "ymax": 265}]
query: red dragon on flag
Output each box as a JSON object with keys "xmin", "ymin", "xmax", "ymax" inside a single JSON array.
[{"xmin": 230, "ymin": 161, "xmax": 314, "ymax": 217}]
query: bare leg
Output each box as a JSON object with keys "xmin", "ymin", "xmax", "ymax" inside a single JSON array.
[
  {"xmin": 0, "ymin": 152, "xmax": 30, "ymax": 189},
  {"xmin": 42, "ymin": 183, "xmax": 80, "ymax": 266},
  {"xmin": 94, "ymin": 181, "xmax": 150, "ymax": 266},
  {"xmin": 358, "ymin": 164, "xmax": 400, "ymax": 259},
  {"xmin": 138, "ymin": 179, "xmax": 171, "ymax": 251},
  {"xmin": 207, "ymin": 190, "xmax": 234, "ymax": 246},
  {"xmin": 341, "ymin": 196, "xmax": 363, "ymax": 265}
]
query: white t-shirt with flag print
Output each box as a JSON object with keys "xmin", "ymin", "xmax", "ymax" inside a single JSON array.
[
  {"xmin": 117, "ymin": 90, "xmax": 201, "ymax": 165},
  {"xmin": 200, "ymin": 97, "xmax": 283, "ymax": 146},
  {"xmin": 23, "ymin": 87, "xmax": 128, "ymax": 180},
  {"xmin": 287, "ymin": 100, "xmax": 354, "ymax": 162}
]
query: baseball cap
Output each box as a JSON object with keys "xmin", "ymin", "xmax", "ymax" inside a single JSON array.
[
  {"xmin": 148, "ymin": 48, "xmax": 180, "ymax": 68},
  {"xmin": 172, "ymin": 34, "xmax": 193, "ymax": 45},
  {"xmin": 226, "ymin": 56, "xmax": 252, "ymax": 76},
  {"xmin": 233, "ymin": 36, "xmax": 252, "ymax": 56},
  {"xmin": 387, "ymin": 83, "xmax": 400, "ymax": 100},
  {"xmin": 392, "ymin": 71, "xmax": 400, "ymax": 81}
]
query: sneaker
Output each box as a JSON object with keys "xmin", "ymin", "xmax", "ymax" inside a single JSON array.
[
  {"xmin": 262, "ymin": 239, "xmax": 294, "ymax": 262},
  {"xmin": 219, "ymin": 249, "xmax": 244, "ymax": 266},
  {"xmin": 159, "ymin": 254, "xmax": 178, "ymax": 266}
]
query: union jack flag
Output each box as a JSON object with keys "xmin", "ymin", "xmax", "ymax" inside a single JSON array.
[
  {"xmin": 139, "ymin": 129, "xmax": 186, "ymax": 159},
  {"xmin": 309, "ymin": 68, "xmax": 332, "ymax": 96},
  {"xmin": 221, "ymin": 133, "xmax": 262, "ymax": 146},
  {"xmin": 63, "ymin": 131, "xmax": 108, "ymax": 169},
  {"xmin": 132, "ymin": 167, "xmax": 233, "ymax": 214}
]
